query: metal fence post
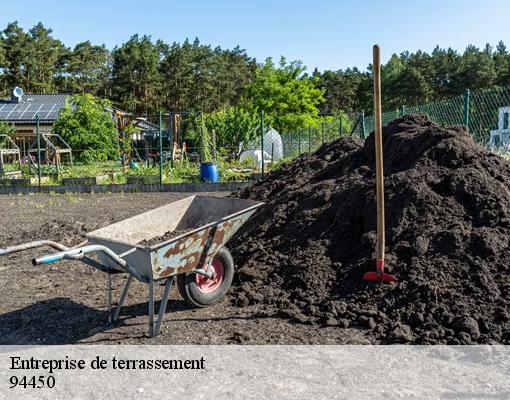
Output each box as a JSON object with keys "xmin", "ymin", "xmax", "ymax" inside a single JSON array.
[
  {"xmin": 463, "ymin": 89, "xmax": 470, "ymax": 130},
  {"xmin": 158, "ymin": 111, "xmax": 163, "ymax": 189},
  {"xmin": 36, "ymin": 115, "xmax": 41, "ymax": 188},
  {"xmin": 339, "ymin": 115, "xmax": 343, "ymax": 137},
  {"xmin": 169, "ymin": 113, "xmax": 174, "ymax": 169},
  {"xmin": 260, "ymin": 111, "xmax": 264, "ymax": 177},
  {"xmin": 298, "ymin": 129, "xmax": 302, "ymax": 154},
  {"xmin": 271, "ymin": 143, "xmax": 274, "ymax": 165},
  {"xmin": 360, "ymin": 109, "xmax": 366, "ymax": 139},
  {"xmin": 321, "ymin": 121, "xmax": 325, "ymax": 144},
  {"xmin": 400, "ymin": 105, "xmax": 406, "ymax": 116},
  {"xmin": 308, "ymin": 125, "xmax": 312, "ymax": 153}
]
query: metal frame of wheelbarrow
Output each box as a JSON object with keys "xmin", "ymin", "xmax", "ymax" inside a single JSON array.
[{"xmin": 0, "ymin": 195, "xmax": 263, "ymax": 337}]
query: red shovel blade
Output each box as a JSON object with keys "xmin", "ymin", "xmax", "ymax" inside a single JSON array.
[
  {"xmin": 363, "ymin": 271, "xmax": 397, "ymax": 283},
  {"xmin": 363, "ymin": 259, "xmax": 397, "ymax": 283}
]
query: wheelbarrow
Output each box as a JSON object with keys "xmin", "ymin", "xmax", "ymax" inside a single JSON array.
[{"xmin": 0, "ymin": 195, "xmax": 263, "ymax": 337}]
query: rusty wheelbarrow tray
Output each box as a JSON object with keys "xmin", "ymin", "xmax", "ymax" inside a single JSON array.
[{"xmin": 0, "ymin": 195, "xmax": 263, "ymax": 337}]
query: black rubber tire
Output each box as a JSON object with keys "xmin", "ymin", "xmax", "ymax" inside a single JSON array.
[{"xmin": 177, "ymin": 246, "xmax": 234, "ymax": 308}]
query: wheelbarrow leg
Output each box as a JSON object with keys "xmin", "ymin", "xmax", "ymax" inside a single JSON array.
[
  {"xmin": 154, "ymin": 277, "xmax": 174, "ymax": 337},
  {"xmin": 148, "ymin": 280, "xmax": 155, "ymax": 337},
  {"xmin": 107, "ymin": 273, "xmax": 113, "ymax": 324},
  {"xmin": 113, "ymin": 274, "xmax": 134, "ymax": 322},
  {"xmin": 148, "ymin": 277, "xmax": 174, "ymax": 337}
]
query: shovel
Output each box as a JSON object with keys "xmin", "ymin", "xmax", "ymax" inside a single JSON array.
[{"xmin": 363, "ymin": 45, "xmax": 397, "ymax": 284}]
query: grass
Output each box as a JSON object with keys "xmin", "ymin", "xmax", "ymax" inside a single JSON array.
[{"xmin": 2, "ymin": 163, "xmax": 22, "ymax": 173}]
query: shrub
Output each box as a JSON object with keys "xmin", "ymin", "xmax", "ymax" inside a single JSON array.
[{"xmin": 53, "ymin": 94, "xmax": 119, "ymax": 163}]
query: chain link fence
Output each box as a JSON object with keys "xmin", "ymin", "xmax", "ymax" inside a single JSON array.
[{"xmin": 362, "ymin": 86, "xmax": 510, "ymax": 146}]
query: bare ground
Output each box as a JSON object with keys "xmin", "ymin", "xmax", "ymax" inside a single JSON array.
[{"xmin": 0, "ymin": 192, "xmax": 369, "ymax": 345}]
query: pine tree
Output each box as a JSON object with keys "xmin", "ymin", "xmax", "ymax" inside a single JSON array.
[
  {"xmin": 1, "ymin": 22, "xmax": 32, "ymax": 91},
  {"xmin": 110, "ymin": 34, "xmax": 162, "ymax": 114},
  {"xmin": 65, "ymin": 41, "xmax": 110, "ymax": 95},
  {"xmin": 26, "ymin": 22, "xmax": 66, "ymax": 93}
]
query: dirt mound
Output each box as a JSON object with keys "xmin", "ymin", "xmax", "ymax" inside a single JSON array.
[{"xmin": 229, "ymin": 114, "xmax": 510, "ymax": 344}]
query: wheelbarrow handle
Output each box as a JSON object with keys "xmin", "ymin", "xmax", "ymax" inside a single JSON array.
[
  {"xmin": 0, "ymin": 240, "xmax": 69, "ymax": 257},
  {"xmin": 32, "ymin": 244, "xmax": 138, "ymax": 277}
]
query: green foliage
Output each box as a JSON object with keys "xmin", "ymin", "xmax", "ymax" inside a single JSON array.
[
  {"xmin": 0, "ymin": 120, "xmax": 15, "ymax": 136},
  {"xmin": 187, "ymin": 114, "xmax": 213, "ymax": 162},
  {"xmin": 0, "ymin": 121, "xmax": 15, "ymax": 149},
  {"xmin": 53, "ymin": 94, "xmax": 118, "ymax": 163},
  {"xmin": 2, "ymin": 19, "xmax": 510, "ymax": 131},
  {"xmin": 165, "ymin": 160, "xmax": 199, "ymax": 183},
  {"xmin": 198, "ymin": 117, "xmax": 212, "ymax": 163},
  {"xmin": 315, "ymin": 43, "xmax": 510, "ymax": 114},
  {"xmin": 0, "ymin": 35, "xmax": 5, "ymax": 68},
  {"xmin": 159, "ymin": 38, "xmax": 257, "ymax": 112},
  {"xmin": 202, "ymin": 107, "xmax": 261, "ymax": 156},
  {"xmin": 0, "ymin": 22, "xmax": 66, "ymax": 94},
  {"xmin": 64, "ymin": 41, "xmax": 110, "ymax": 94},
  {"xmin": 247, "ymin": 57, "xmax": 324, "ymax": 132},
  {"xmin": 110, "ymin": 34, "xmax": 162, "ymax": 114}
]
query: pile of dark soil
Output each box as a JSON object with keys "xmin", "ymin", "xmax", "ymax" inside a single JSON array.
[{"xmin": 229, "ymin": 114, "xmax": 510, "ymax": 344}]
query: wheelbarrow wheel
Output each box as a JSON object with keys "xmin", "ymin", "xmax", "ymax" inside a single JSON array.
[{"xmin": 177, "ymin": 246, "xmax": 234, "ymax": 308}]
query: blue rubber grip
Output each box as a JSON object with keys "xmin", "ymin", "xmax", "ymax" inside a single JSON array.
[{"xmin": 40, "ymin": 255, "xmax": 62, "ymax": 264}]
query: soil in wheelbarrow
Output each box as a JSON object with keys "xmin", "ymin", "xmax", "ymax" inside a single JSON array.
[
  {"xmin": 138, "ymin": 230, "xmax": 193, "ymax": 247},
  {"xmin": 230, "ymin": 114, "xmax": 510, "ymax": 344}
]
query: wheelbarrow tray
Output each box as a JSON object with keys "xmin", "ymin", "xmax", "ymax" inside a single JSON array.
[{"xmin": 86, "ymin": 195, "xmax": 262, "ymax": 283}]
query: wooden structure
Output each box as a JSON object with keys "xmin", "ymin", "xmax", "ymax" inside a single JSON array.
[
  {"xmin": 0, "ymin": 135, "xmax": 21, "ymax": 177},
  {"xmin": 27, "ymin": 133, "xmax": 73, "ymax": 175},
  {"xmin": 172, "ymin": 141, "xmax": 187, "ymax": 162}
]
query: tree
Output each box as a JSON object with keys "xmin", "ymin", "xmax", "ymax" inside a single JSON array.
[
  {"xmin": 63, "ymin": 41, "xmax": 110, "ymax": 95},
  {"xmin": 203, "ymin": 107, "xmax": 261, "ymax": 157},
  {"xmin": 0, "ymin": 120, "xmax": 15, "ymax": 136},
  {"xmin": 3, "ymin": 19, "xmax": 510, "ymax": 120},
  {"xmin": 159, "ymin": 39, "xmax": 257, "ymax": 112},
  {"xmin": 247, "ymin": 57, "xmax": 324, "ymax": 132},
  {"xmin": 53, "ymin": 94, "xmax": 118, "ymax": 162},
  {"xmin": 110, "ymin": 34, "xmax": 162, "ymax": 114},
  {"xmin": 494, "ymin": 41, "xmax": 510, "ymax": 87},
  {"xmin": 0, "ymin": 35, "xmax": 5, "ymax": 71},
  {"xmin": 160, "ymin": 39, "xmax": 195, "ymax": 111},
  {"xmin": 212, "ymin": 45, "xmax": 257, "ymax": 109},
  {"xmin": 453, "ymin": 45, "xmax": 496, "ymax": 91},
  {"xmin": 393, "ymin": 66, "xmax": 433, "ymax": 106},
  {"xmin": 1, "ymin": 22, "xmax": 32, "ymax": 91},
  {"xmin": 381, "ymin": 54, "xmax": 406, "ymax": 109},
  {"xmin": 430, "ymin": 46, "xmax": 461, "ymax": 99},
  {"xmin": 25, "ymin": 23, "xmax": 66, "ymax": 93},
  {"xmin": 0, "ymin": 120, "xmax": 15, "ymax": 149}
]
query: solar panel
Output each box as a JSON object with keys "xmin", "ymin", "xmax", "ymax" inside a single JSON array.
[{"xmin": 0, "ymin": 94, "xmax": 71, "ymax": 122}]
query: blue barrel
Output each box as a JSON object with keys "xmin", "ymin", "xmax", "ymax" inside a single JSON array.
[{"xmin": 200, "ymin": 162, "xmax": 220, "ymax": 183}]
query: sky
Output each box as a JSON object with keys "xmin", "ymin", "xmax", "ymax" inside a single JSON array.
[{"xmin": 1, "ymin": 0, "xmax": 509, "ymax": 72}]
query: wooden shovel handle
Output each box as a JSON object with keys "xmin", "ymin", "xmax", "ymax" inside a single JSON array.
[{"xmin": 373, "ymin": 45, "xmax": 385, "ymax": 261}]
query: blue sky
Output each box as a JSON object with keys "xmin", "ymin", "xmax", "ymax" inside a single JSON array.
[{"xmin": 1, "ymin": 0, "xmax": 509, "ymax": 72}]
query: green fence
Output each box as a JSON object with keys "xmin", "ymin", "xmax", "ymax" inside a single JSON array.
[
  {"xmin": 361, "ymin": 86, "xmax": 510, "ymax": 144},
  {"xmin": 280, "ymin": 112, "xmax": 359, "ymax": 158}
]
